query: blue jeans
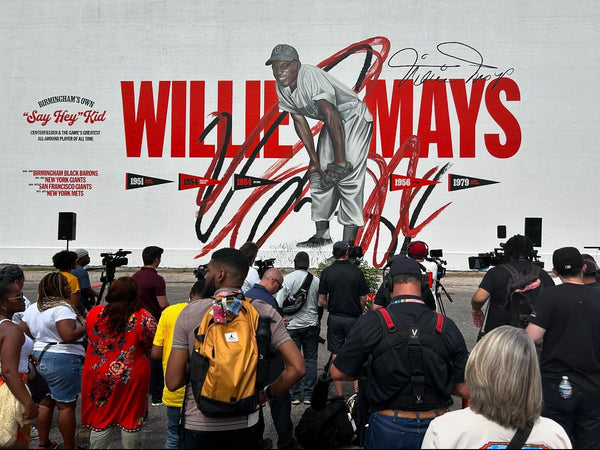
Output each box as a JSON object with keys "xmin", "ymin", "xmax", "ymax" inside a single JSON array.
[
  {"xmin": 363, "ymin": 411, "xmax": 433, "ymax": 449},
  {"xmin": 165, "ymin": 406, "xmax": 182, "ymax": 449},
  {"xmin": 182, "ymin": 421, "xmax": 262, "ymax": 449},
  {"xmin": 288, "ymin": 326, "xmax": 319, "ymax": 401}
]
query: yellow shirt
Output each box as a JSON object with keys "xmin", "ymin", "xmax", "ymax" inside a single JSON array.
[
  {"xmin": 153, "ymin": 302, "xmax": 188, "ymax": 407},
  {"xmin": 61, "ymin": 271, "xmax": 81, "ymax": 294}
]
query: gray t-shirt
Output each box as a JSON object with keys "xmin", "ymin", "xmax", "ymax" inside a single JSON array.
[
  {"xmin": 171, "ymin": 294, "xmax": 291, "ymax": 431},
  {"xmin": 276, "ymin": 269, "xmax": 320, "ymax": 330}
]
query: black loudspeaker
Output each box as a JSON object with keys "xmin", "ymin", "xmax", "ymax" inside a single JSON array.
[
  {"xmin": 497, "ymin": 225, "xmax": 507, "ymax": 239},
  {"xmin": 58, "ymin": 212, "xmax": 77, "ymax": 240},
  {"xmin": 524, "ymin": 217, "xmax": 542, "ymax": 247}
]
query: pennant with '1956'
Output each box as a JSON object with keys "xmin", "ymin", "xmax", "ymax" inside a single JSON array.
[
  {"xmin": 233, "ymin": 174, "xmax": 279, "ymax": 191},
  {"xmin": 178, "ymin": 173, "xmax": 225, "ymax": 190},
  {"xmin": 389, "ymin": 174, "xmax": 440, "ymax": 191},
  {"xmin": 448, "ymin": 174, "xmax": 499, "ymax": 191}
]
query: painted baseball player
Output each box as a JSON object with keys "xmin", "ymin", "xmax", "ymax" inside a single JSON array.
[{"xmin": 266, "ymin": 44, "xmax": 373, "ymax": 247}]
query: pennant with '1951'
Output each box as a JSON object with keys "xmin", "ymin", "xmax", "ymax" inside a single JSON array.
[
  {"xmin": 178, "ymin": 173, "xmax": 225, "ymax": 190},
  {"xmin": 389, "ymin": 174, "xmax": 440, "ymax": 191},
  {"xmin": 448, "ymin": 174, "xmax": 499, "ymax": 191},
  {"xmin": 126, "ymin": 173, "xmax": 173, "ymax": 190},
  {"xmin": 233, "ymin": 174, "xmax": 279, "ymax": 191}
]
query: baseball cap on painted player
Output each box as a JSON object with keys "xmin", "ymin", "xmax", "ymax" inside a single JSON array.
[
  {"xmin": 389, "ymin": 255, "xmax": 423, "ymax": 277},
  {"xmin": 552, "ymin": 246, "xmax": 583, "ymax": 273},
  {"xmin": 265, "ymin": 44, "xmax": 299, "ymax": 65}
]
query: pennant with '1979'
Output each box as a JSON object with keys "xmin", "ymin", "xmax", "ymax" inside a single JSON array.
[{"xmin": 448, "ymin": 174, "xmax": 499, "ymax": 191}]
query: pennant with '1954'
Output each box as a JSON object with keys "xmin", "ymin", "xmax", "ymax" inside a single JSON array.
[
  {"xmin": 389, "ymin": 174, "xmax": 440, "ymax": 191},
  {"xmin": 126, "ymin": 173, "xmax": 173, "ymax": 190},
  {"xmin": 233, "ymin": 174, "xmax": 279, "ymax": 191},
  {"xmin": 178, "ymin": 173, "xmax": 225, "ymax": 190},
  {"xmin": 448, "ymin": 174, "xmax": 499, "ymax": 191}
]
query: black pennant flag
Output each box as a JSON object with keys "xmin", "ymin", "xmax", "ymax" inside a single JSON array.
[
  {"xmin": 448, "ymin": 174, "xmax": 499, "ymax": 191},
  {"xmin": 233, "ymin": 174, "xmax": 279, "ymax": 191},
  {"xmin": 125, "ymin": 173, "xmax": 173, "ymax": 190}
]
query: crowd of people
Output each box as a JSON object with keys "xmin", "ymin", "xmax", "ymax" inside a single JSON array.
[{"xmin": 0, "ymin": 236, "xmax": 599, "ymax": 449}]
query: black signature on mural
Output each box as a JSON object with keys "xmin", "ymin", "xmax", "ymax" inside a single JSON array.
[{"xmin": 388, "ymin": 41, "xmax": 515, "ymax": 89}]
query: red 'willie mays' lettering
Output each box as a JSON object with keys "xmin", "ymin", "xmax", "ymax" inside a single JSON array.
[{"xmin": 121, "ymin": 77, "xmax": 520, "ymax": 159}]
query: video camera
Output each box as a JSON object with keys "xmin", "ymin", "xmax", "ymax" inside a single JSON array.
[
  {"xmin": 100, "ymin": 249, "xmax": 131, "ymax": 270},
  {"xmin": 255, "ymin": 258, "xmax": 275, "ymax": 278},
  {"xmin": 427, "ymin": 249, "xmax": 447, "ymax": 280},
  {"xmin": 348, "ymin": 244, "xmax": 364, "ymax": 265},
  {"xmin": 95, "ymin": 249, "xmax": 131, "ymax": 307},
  {"xmin": 194, "ymin": 264, "xmax": 208, "ymax": 281}
]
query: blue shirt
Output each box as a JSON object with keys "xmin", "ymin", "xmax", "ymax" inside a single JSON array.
[{"xmin": 245, "ymin": 284, "xmax": 278, "ymax": 310}]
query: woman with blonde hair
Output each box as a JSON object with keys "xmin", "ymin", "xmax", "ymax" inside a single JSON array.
[
  {"xmin": 21, "ymin": 272, "xmax": 87, "ymax": 449},
  {"xmin": 422, "ymin": 325, "xmax": 571, "ymax": 449},
  {"xmin": 81, "ymin": 276, "xmax": 156, "ymax": 449}
]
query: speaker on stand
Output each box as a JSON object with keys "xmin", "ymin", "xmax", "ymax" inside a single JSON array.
[{"xmin": 58, "ymin": 212, "xmax": 77, "ymax": 249}]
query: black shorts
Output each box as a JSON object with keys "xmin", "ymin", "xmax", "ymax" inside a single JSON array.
[{"xmin": 326, "ymin": 314, "xmax": 358, "ymax": 354}]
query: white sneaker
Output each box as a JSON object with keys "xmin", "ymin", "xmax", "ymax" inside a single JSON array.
[{"xmin": 30, "ymin": 426, "xmax": 39, "ymax": 440}]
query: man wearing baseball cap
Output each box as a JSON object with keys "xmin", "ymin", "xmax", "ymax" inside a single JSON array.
[
  {"xmin": 71, "ymin": 248, "xmax": 97, "ymax": 311},
  {"xmin": 318, "ymin": 241, "xmax": 369, "ymax": 397},
  {"xmin": 331, "ymin": 255, "xmax": 469, "ymax": 448},
  {"xmin": 526, "ymin": 246, "xmax": 600, "ymax": 448},
  {"xmin": 266, "ymin": 43, "xmax": 373, "ymax": 247}
]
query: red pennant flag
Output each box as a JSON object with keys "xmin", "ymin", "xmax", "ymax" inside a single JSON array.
[
  {"xmin": 233, "ymin": 174, "xmax": 279, "ymax": 191},
  {"xmin": 178, "ymin": 173, "xmax": 225, "ymax": 190},
  {"xmin": 389, "ymin": 174, "xmax": 440, "ymax": 191},
  {"xmin": 125, "ymin": 173, "xmax": 173, "ymax": 190},
  {"xmin": 448, "ymin": 174, "xmax": 499, "ymax": 191}
]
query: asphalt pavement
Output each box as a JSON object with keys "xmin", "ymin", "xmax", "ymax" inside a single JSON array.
[{"xmin": 19, "ymin": 266, "xmax": 486, "ymax": 449}]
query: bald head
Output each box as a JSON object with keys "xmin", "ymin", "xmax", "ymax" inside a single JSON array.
[{"xmin": 261, "ymin": 267, "xmax": 284, "ymax": 295}]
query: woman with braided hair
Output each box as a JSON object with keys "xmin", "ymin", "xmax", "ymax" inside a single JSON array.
[
  {"xmin": 81, "ymin": 276, "xmax": 157, "ymax": 449},
  {"xmin": 21, "ymin": 272, "xmax": 87, "ymax": 449}
]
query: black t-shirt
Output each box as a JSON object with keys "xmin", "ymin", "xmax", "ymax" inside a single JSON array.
[
  {"xmin": 318, "ymin": 259, "xmax": 369, "ymax": 318},
  {"xmin": 478, "ymin": 261, "xmax": 554, "ymax": 333},
  {"xmin": 531, "ymin": 282, "xmax": 600, "ymax": 392},
  {"xmin": 333, "ymin": 302, "xmax": 468, "ymax": 409}
]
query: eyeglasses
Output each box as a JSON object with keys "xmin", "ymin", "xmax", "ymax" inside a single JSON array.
[
  {"xmin": 7, "ymin": 292, "xmax": 24, "ymax": 301},
  {"xmin": 272, "ymin": 278, "xmax": 283, "ymax": 291}
]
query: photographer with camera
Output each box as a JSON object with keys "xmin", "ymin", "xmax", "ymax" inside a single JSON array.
[
  {"xmin": 132, "ymin": 245, "xmax": 170, "ymax": 406},
  {"xmin": 318, "ymin": 241, "xmax": 369, "ymax": 398},
  {"xmin": 471, "ymin": 234, "xmax": 554, "ymax": 339}
]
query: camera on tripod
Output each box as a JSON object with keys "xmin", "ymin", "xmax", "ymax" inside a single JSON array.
[
  {"xmin": 100, "ymin": 249, "xmax": 131, "ymax": 270},
  {"xmin": 255, "ymin": 258, "xmax": 275, "ymax": 278},
  {"xmin": 95, "ymin": 249, "xmax": 131, "ymax": 307},
  {"xmin": 427, "ymin": 249, "xmax": 447, "ymax": 280}
]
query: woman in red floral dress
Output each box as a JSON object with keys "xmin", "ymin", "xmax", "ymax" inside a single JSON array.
[{"xmin": 81, "ymin": 276, "xmax": 157, "ymax": 449}]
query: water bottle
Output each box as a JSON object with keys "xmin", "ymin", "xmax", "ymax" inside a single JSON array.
[{"xmin": 558, "ymin": 375, "xmax": 572, "ymax": 399}]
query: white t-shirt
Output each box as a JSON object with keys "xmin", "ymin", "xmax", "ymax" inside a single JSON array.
[
  {"xmin": 242, "ymin": 267, "xmax": 261, "ymax": 294},
  {"xmin": 22, "ymin": 302, "xmax": 86, "ymax": 357},
  {"xmin": 421, "ymin": 407, "xmax": 572, "ymax": 449}
]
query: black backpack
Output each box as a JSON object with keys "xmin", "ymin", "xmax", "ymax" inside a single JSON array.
[
  {"xmin": 500, "ymin": 263, "xmax": 543, "ymax": 328},
  {"xmin": 282, "ymin": 272, "xmax": 313, "ymax": 315},
  {"xmin": 295, "ymin": 396, "xmax": 357, "ymax": 449}
]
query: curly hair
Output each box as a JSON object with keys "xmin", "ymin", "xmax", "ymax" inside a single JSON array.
[
  {"xmin": 102, "ymin": 277, "xmax": 139, "ymax": 334},
  {"xmin": 52, "ymin": 250, "xmax": 78, "ymax": 271},
  {"xmin": 37, "ymin": 272, "xmax": 86, "ymax": 324},
  {"xmin": 503, "ymin": 234, "xmax": 534, "ymax": 261}
]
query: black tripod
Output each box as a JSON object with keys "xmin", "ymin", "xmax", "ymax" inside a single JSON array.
[
  {"xmin": 433, "ymin": 279, "xmax": 453, "ymax": 316},
  {"xmin": 94, "ymin": 264, "xmax": 117, "ymax": 307}
]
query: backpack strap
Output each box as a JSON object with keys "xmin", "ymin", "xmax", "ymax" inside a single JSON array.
[
  {"xmin": 375, "ymin": 309, "xmax": 445, "ymax": 407},
  {"xmin": 507, "ymin": 421, "xmax": 533, "ymax": 449}
]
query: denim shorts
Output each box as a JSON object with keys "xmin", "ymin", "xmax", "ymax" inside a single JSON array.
[{"xmin": 33, "ymin": 351, "xmax": 84, "ymax": 403}]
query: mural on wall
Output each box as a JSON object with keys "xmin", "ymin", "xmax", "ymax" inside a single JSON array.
[{"xmin": 119, "ymin": 36, "xmax": 515, "ymax": 267}]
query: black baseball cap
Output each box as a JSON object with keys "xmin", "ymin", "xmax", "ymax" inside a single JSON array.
[
  {"xmin": 552, "ymin": 246, "xmax": 583, "ymax": 272},
  {"xmin": 583, "ymin": 258, "xmax": 598, "ymax": 275},
  {"xmin": 389, "ymin": 255, "xmax": 422, "ymax": 277},
  {"xmin": 333, "ymin": 241, "xmax": 349, "ymax": 252}
]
